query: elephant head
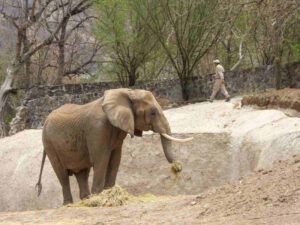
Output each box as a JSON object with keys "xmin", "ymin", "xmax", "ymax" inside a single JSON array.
[{"xmin": 102, "ymin": 88, "xmax": 192, "ymax": 164}]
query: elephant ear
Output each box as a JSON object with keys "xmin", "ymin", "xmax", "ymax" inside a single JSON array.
[{"xmin": 102, "ymin": 89, "xmax": 135, "ymax": 137}]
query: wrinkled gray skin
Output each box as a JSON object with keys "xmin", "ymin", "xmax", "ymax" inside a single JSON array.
[{"xmin": 36, "ymin": 88, "xmax": 177, "ymax": 205}]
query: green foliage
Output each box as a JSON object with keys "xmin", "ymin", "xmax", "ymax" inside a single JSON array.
[
  {"xmin": 91, "ymin": 0, "xmax": 299, "ymax": 96},
  {"xmin": 98, "ymin": 62, "xmax": 127, "ymax": 84},
  {"xmin": 132, "ymin": 0, "xmax": 237, "ymax": 99},
  {"xmin": 291, "ymin": 43, "xmax": 300, "ymax": 60},
  {"xmin": 283, "ymin": 10, "xmax": 300, "ymax": 62},
  {"xmin": 0, "ymin": 55, "xmax": 10, "ymax": 85},
  {"xmin": 93, "ymin": 0, "xmax": 131, "ymax": 45},
  {"xmin": 210, "ymin": 0, "xmax": 300, "ymax": 71},
  {"xmin": 93, "ymin": 0, "xmax": 159, "ymax": 86},
  {"xmin": 3, "ymin": 92, "xmax": 23, "ymax": 126},
  {"xmin": 3, "ymin": 113, "xmax": 11, "ymax": 124},
  {"xmin": 4, "ymin": 113, "xmax": 13, "ymax": 125}
]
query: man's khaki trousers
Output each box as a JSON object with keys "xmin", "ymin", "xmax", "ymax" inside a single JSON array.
[{"xmin": 210, "ymin": 79, "xmax": 230, "ymax": 100}]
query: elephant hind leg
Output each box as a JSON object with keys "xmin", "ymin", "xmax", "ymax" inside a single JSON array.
[
  {"xmin": 45, "ymin": 145, "xmax": 73, "ymax": 205},
  {"xmin": 60, "ymin": 175, "xmax": 73, "ymax": 205},
  {"xmin": 75, "ymin": 168, "xmax": 91, "ymax": 199}
]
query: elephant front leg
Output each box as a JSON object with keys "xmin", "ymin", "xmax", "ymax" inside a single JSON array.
[
  {"xmin": 104, "ymin": 147, "xmax": 122, "ymax": 189},
  {"xmin": 91, "ymin": 150, "xmax": 111, "ymax": 194},
  {"xmin": 75, "ymin": 168, "xmax": 91, "ymax": 199}
]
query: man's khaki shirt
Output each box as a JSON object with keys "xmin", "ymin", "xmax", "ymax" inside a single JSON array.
[{"xmin": 215, "ymin": 64, "xmax": 225, "ymax": 80}]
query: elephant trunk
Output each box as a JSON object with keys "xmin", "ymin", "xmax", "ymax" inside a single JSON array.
[
  {"xmin": 161, "ymin": 134, "xmax": 176, "ymax": 163},
  {"xmin": 160, "ymin": 123, "xmax": 176, "ymax": 163},
  {"xmin": 155, "ymin": 113, "xmax": 192, "ymax": 164}
]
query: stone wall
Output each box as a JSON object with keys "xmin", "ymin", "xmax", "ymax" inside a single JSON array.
[{"xmin": 9, "ymin": 61, "xmax": 300, "ymax": 131}]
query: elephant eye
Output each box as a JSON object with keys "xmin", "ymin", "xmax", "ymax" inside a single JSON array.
[{"xmin": 150, "ymin": 109, "xmax": 156, "ymax": 116}]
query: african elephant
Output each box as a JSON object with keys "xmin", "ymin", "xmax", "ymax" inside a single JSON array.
[{"xmin": 36, "ymin": 88, "xmax": 192, "ymax": 205}]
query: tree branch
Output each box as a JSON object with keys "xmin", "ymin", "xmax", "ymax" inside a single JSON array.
[{"xmin": 230, "ymin": 40, "xmax": 244, "ymax": 71}]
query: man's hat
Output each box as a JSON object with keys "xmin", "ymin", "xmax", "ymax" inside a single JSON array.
[{"xmin": 213, "ymin": 59, "xmax": 220, "ymax": 64}]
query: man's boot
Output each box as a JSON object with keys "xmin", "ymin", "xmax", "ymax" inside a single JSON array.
[{"xmin": 225, "ymin": 97, "xmax": 230, "ymax": 102}]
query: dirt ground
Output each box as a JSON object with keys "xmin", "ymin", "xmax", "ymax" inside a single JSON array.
[
  {"xmin": 242, "ymin": 88, "xmax": 300, "ymax": 113},
  {"xmin": 0, "ymin": 155, "xmax": 299, "ymax": 225}
]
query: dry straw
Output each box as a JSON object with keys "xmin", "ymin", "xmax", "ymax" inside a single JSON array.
[{"xmin": 68, "ymin": 186, "xmax": 170, "ymax": 208}]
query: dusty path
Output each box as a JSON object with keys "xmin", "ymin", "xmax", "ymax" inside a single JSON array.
[
  {"xmin": 1, "ymin": 155, "xmax": 299, "ymax": 225},
  {"xmin": 0, "ymin": 199, "xmax": 299, "ymax": 225}
]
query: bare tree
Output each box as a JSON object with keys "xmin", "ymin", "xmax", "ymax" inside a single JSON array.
[
  {"xmin": 30, "ymin": 9, "xmax": 100, "ymax": 85},
  {"xmin": 59, "ymin": 31, "xmax": 101, "ymax": 82},
  {"xmin": 49, "ymin": 1, "xmax": 98, "ymax": 84},
  {"xmin": 0, "ymin": 0, "xmax": 93, "ymax": 136}
]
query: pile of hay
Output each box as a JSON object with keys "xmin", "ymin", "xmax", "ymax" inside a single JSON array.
[
  {"xmin": 68, "ymin": 162, "xmax": 183, "ymax": 208},
  {"xmin": 69, "ymin": 186, "xmax": 169, "ymax": 208},
  {"xmin": 72, "ymin": 186, "xmax": 130, "ymax": 207}
]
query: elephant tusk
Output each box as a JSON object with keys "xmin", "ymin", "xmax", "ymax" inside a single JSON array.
[{"xmin": 161, "ymin": 133, "xmax": 193, "ymax": 143}]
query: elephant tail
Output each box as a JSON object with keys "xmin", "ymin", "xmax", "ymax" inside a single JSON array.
[{"xmin": 35, "ymin": 150, "xmax": 46, "ymax": 197}]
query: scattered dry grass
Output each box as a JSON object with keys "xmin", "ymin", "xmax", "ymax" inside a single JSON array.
[{"xmin": 68, "ymin": 186, "xmax": 170, "ymax": 208}]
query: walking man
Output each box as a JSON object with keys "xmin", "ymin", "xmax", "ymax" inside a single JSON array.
[{"xmin": 209, "ymin": 59, "xmax": 230, "ymax": 102}]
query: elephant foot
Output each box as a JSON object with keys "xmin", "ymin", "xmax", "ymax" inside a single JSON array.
[
  {"xmin": 80, "ymin": 192, "xmax": 90, "ymax": 200},
  {"xmin": 91, "ymin": 186, "xmax": 104, "ymax": 194},
  {"xmin": 104, "ymin": 183, "xmax": 115, "ymax": 190},
  {"xmin": 63, "ymin": 198, "xmax": 73, "ymax": 205}
]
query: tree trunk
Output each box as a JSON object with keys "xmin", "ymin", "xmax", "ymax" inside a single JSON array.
[
  {"xmin": 286, "ymin": 65, "xmax": 295, "ymax": 88},
  {"xmin": 23, "ymin": 30, "xmax": 31, "ymax": 88},
  {"xmin": 56, "ymin": 19, "xmax": 68, "ymax": 85},
  {"xmin": 128, "ymin": 69, "xmax": 136, "ymax": 86},
  {"xmin": 0, "ymin": 63, "xmax": 21, "ymax": 136},
  {"xmin": 180, "ymin": 76, "xmax": 190, "ymax": 101},
  {"xmin": 22, "ymin": 0, "xmax": 31, "ymax": 88},
  {"xmin": 286, "ymin": 49, "xmax": 295, "ymax": 88},
  {"xmin": 275, "ymin": 57, "xmax": 282, "ymax": 90}
]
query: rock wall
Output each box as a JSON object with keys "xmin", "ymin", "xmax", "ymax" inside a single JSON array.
[{"xmin": 9, "ymin": 61, "xmax": 300, "ymax": 130}]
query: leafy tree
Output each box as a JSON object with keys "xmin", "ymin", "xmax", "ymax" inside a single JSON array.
[
  {"xmin": 94, "ymin": 0, "xmax": 158, "ymax": 86},
  {"xmin": 133, "ymin": 0, "xmax": 239, "ymax": 100},
  {"xmin": 253, "ymin": 0, "xmax": 298, "ymax": 89}
]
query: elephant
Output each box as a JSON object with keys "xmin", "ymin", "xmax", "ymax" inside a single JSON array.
[{"xmin": 36, "ymin": 88, "xmax": 192, "ymax": 205}]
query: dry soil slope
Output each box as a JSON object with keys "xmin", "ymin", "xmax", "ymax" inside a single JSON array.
[{"xmin": 0, "ymin": 155, "xmax": 299, "ymax": 225}]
